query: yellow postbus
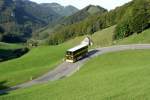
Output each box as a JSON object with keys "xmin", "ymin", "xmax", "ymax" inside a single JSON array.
[{"xmin": 65, "ymin": 44, "xmax": 88, "ymax": 63}]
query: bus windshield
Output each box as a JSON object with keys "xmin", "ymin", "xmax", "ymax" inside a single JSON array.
[{"xmin": 66, "ymin": 51, "xmax": 72, "ymax": 55}]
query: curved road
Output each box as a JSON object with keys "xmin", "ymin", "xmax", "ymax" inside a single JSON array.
[{"xmin": 1, "ymin": 44, "xmax": 150, "ymax": 94}]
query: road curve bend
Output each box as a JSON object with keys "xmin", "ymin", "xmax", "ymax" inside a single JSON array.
[{"xmin": 1, "ymin": 44, "xmax": 150, "ymax": 94}]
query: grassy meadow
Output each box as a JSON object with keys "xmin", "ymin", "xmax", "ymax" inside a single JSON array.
[
  {"xmin": 116, "ymin": 29, "xmax": 150, "ymax": 45},
  {"xmin": 1, "ymin": 50, "xmax": 150, "ymax": 100},
  {"xmin": 0, "ymin": 42, "xmax": 24, "ymax": 50},
  {"xmin": 0, "ymin": 26, "xmax": 115, "ymax": 89},
  {"xmin": 0, "ymin": 36, "xmax": 85, "ymax": 89},
  {"xmin": 91, "ymin": 26, "xmax": 115, "ymax": 47},
  {"xmin": 0, "ymin": 25, "xmax": 150, "ymax": 89},
  {"xmin": 0, "ymin": 26, "xmax": 150, "ymax": 99}
]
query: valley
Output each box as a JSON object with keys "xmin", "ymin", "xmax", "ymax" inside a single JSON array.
[
  {"xmin": 0, "ymin": 0, "xmax": 150, "ymax": 99},
  {"xmin": 0, "ymin": 26, "xmax": 150, "ymax": 98}
]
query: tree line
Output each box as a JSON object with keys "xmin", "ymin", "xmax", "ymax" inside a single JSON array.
[{"xmin": 48, "ymin": 0, "xmax": 150, "ymax": 45}]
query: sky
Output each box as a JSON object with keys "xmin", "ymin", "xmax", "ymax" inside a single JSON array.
[{"xmin": 30, "ymin": 0, "xmax": 132, "ymax": 10}]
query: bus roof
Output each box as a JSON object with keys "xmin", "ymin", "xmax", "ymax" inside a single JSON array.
[{"xmin": 67, "ymin": 44, "xmax": 88, "ymax": 52}]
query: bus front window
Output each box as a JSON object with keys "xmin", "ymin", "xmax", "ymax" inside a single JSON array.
[{"xmin": 66, "ymin": 51, "xmax": 72, "ymax": 55}]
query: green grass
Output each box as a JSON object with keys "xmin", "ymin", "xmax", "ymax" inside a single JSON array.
[
  {"xmin": 91, "ymin": 26, "xmax": 115, "ymax": 48},
  {"xmin": 91, "ymin": 26, "xmax": 150, "ymax": 47},
  {"xmin": 0, "ymin": 25, "xmax": 150, "ymax": 99},
  {"xmin": 0, "ymin": 36, "xmax": 84, "ymax": 89},
  {"xmin": 0, "ymin": 25, "xmax": 149, "ymax": 89},
  {"xmin": 0, "ymin": 42, "xmax": 25, "ymax": 62},
  {"xmin": 68, "ymin": 25, "xmax": 115, "ymax": 48},
  {"xmin": 0, "ymin": 42, "xmax": 24, "ymax": 50},
  {"xmin": 0, "ymin": 25, "xmax": 114, "ymax": 88},
  {"xmin": 116, "ymin": 29, "xmax": 150, "ymax": 45},
  {"xmin": 1, "ymin": 50, "xmax": 150, "ymax": 100}
]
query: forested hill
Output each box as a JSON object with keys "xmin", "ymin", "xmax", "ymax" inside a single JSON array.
[
  {"xmin": 60, "ymin": 5, "xmax": 108, "ymax": 25},
  {"xmin": 0, "ymin": 0, "xmax": 78, "ymax": 43},
  {"xmin": 47, "ymin": 0, "xmax": 150, "ymax": 45},
  {"xmin": 32, "ymin": 5, "xmax": 107, "ymax": 41},
  {"xmin": 1, "ymin": 0, "xmax": 149, "ymax": 44}
]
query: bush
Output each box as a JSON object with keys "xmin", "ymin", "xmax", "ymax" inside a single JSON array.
[{"xmin": 114, "ymin": 0, "xmax": 150, "ymax": 40}]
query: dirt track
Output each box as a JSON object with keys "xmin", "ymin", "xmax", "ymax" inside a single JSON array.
[{"xmin": 1, "ymin": 44, "xmax": 150, "ymax": 94}]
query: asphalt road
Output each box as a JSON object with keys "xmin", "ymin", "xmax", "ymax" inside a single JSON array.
[{"xmin": 1, "ymin": 44, "xmax": 150, "ymax": 94}]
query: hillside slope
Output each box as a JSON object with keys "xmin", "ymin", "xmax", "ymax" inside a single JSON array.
[
  {"xmin": 46, "ymin": 0, "xmax": 150, "ymax": 45},
  {"xmin": 91, "ymin": 26, "xmax": 115, "ymax": 47},
  {"xmin": 41, "ymin": 3, "xmax": 78, "ymax": 17},
  {"xmin": 0, "ymin": 42, "xmax": 23, "ymax": 50},
  {"xmin": 0, "ymin": 0, "xmax": 58, "ymax": 42},
  {"xmin": 33, "ymin": 5, "xmax": 107, "ymax": 41},
  {"xmin": 0, "ymin": 26, "xmax": 114, "ymax": 88},
  {"xmin": 0, "ymin": 35, "xmax": 84, "ymax": 88},
  {"xmin": 61, "ymin": 5, "xmax": 107, "ymax": 25},
  {"xmin": 0, "ymin": 42, "xmax": 27, "ymax": 62},
  {"xmin": 1, "ymin": 49, "xmax": 150, "ymax": 100},
  {"xmin": 116, "ymin": 29, "xmax": 150, "ymax": 44},
  {"xmin": 0, "ymin": 25, "xmax": 149, "ymax": 91},
  {"xmin": 47, "ymin": 1, "xmax": 131, "ymax": 45},
  {"xmin": 90, "ymin": 26, "xmax": 150, "ymax": 47},
  {"xmin": 0, "ymin": 0, "xmax": 78, "ymax": 43}
]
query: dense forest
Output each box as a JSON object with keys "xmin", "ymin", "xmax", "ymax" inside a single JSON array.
[
  {"xmin": 115, "ymin": 0, "xmax": 150, "ymax": 39},
  {"xmin": 46, "ymin": 0, "xmax": 150, "ymax": 45}
]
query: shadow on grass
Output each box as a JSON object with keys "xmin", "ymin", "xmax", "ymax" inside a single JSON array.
[
  {"xmin": 0, "ymin": 81, "xmax": 10, "ymax": 96},
  {"xmin": 0, "ymin": 47, "xmax": 29, "ymax": 62}
]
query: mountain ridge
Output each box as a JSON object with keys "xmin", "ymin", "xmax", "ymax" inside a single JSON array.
[
  {"xmin": 41, "ymin": 3, "xmax": 78, "ymax": 16},
  {"xmin": 0, "ymin": 0, "xmax": 78, "ymax": 43},
  {"xmin": 32, "ymin": 5, "xmax": 107, "ymax": 41},
  {"xmin": 46, "ymin": 0, "xmax": 150, "ymax": 45}
]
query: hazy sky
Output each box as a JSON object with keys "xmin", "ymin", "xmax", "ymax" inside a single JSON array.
[{"xmin": 30, "ymin": 0, "xmax": 132, "ymax": 10}]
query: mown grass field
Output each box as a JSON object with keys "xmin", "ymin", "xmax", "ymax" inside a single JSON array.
[
  {"xmin": 0, "ymin": 36, "xmax": 85, "ymax": 89},
  {"xmin": 116, "ymin": 29, "xmax": 150, "ymax": 45},
  {"xmin": 83, "ymin": 26, "xmax": 150, "ymax": 48},
  {"xmin": 1, "ymin": 50, "xmax": 150, "ymax": 100},
  {"xmin": 0, "ymin": 42, "xmax": 24, "ymax": 50},
  {"xmin": 91, "ymin": 26, "xmax": 115, "ymax": 47},
  {"xmin": 0, "ymin": 26, "xmax": 150, "ymax": 99},
  {"xmin": 0, "ymin": 26, "xmax": 115, "ymax": 89}
]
